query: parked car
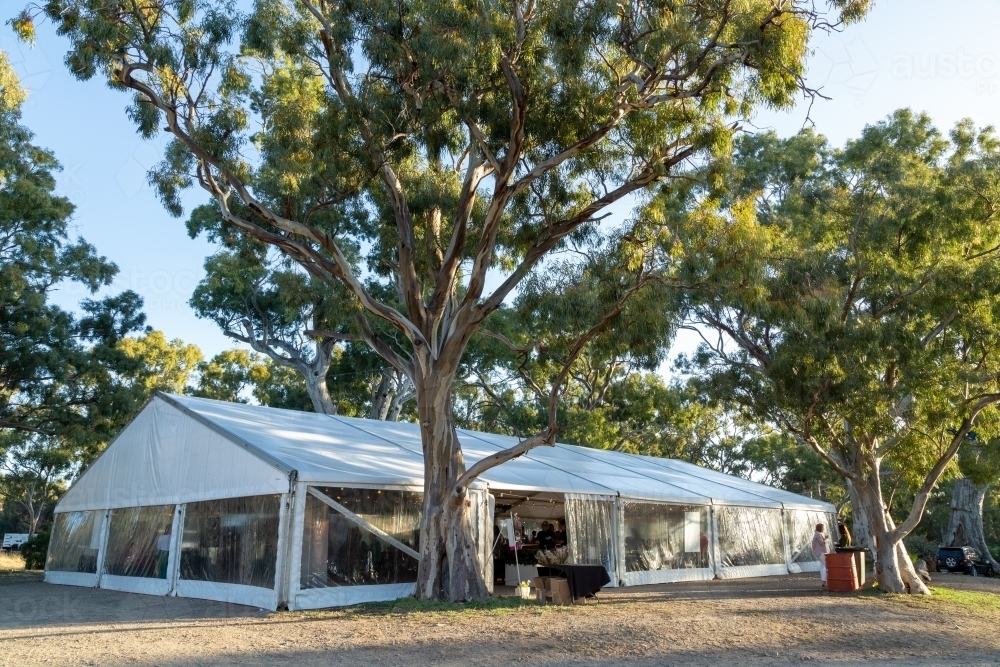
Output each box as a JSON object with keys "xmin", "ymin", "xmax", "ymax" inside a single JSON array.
[{"xmin": 935, "ymin": 546, "xmax": 995, "ymax": 576}]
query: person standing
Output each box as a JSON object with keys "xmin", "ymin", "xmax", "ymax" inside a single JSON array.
[
  {"xmin": 812, "ymin": 523, "xmax": 831, "ymax": 590},
  {"xmin": 555, "ymin": 519, "xmax": 567, "ymax": 548},
  {"xmin": 837, "ymin": 522, "xmax": 852, "ymax": 548}
]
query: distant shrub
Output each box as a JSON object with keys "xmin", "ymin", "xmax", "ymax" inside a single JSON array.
[
  {"xmin": 20, "ymin": 532, "xmax": 50, "ymax": 570},
  {"xmin": 904, "ymin": 534, "xmax": 938, "ymax": 563}
]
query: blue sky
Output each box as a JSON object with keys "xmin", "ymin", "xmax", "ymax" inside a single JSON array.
[{"xmin": 3, "ymin": 0, "xmax": 1000, "ymax": 360}]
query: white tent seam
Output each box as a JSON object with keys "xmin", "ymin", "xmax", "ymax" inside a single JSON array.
[
  {"xmin": 612, "ymin": 448, "xmax": 787, "ymax": 508},
  {"xmin": 326, "ymin": 414, "xmax": 425, "ymax": 459},
  {"xmin": 548, "ymin": 441, "xmax": 721, "ymax": 504},
  {"xmin": 457, "ymin": 428, "xmax": 619, "ymax": 495},
  {"xmin": 156, "ymin": 392, "xmax": 296, "ymax": 478}
]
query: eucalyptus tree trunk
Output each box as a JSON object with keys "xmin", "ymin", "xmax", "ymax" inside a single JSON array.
[
  {"xmin": 847, "ymin": 480, "xmax": 873, "ymax": 554},
  {"xmin": 369, "ymin": 368, "xmax": 396, "ymax": 420},
  {"xmin": 413, "ymin": 359, "xmax": 489, "ymax": 601},
  {"xmin": 303, "ymin": 368, "xmax": 337, "ymax": 415},
  {"xmin": 849, "ymin": 462, "xmax": 929, "ymax": 594},
  {"xmin": 944, "ymin": 478, "xmax": 999, "ymax": 569},
  {"xmin": 388, "ymin": 376, "xmax": 415, "ymax": 422}
]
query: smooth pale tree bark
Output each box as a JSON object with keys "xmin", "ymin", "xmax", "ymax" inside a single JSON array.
[
  {"xmin": 847, "ymin": 465, "xmax": 928, "ymax": 593},
  {"xmin": 303, "ymin": 363, "xmax": 337, "ymax": 414},
  {"xmin": 944, "ymin": 478, "xmax": 999, "ymax": 570},
  {"xmin": 239, "ymin": 332, "xmax": 338, "ymax": 415},
  {"xmin": 796, "ymin": 404, "xmax": 997, "ymax": 594},
  {"xmin": 369, "ymin": 368, "xmax": 413, "ymax": 421},
  {"xmin": 387, "ymin": 375, "xmax": 415, "ymax": 422},
  {"xmin": 369, "ymin": 370, "xmax": 395, "ymax": 421}
]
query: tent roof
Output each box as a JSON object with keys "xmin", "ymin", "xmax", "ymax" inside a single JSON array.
[{"xmin": 58, "ymin": 393, "xmax": 833, "ymax": 513}]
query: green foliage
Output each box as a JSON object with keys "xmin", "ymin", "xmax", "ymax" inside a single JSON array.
[
  {"xmin": 660, "ymin": 109, "xmax": 1000, "ymax": 556},
  {"xmin": 30, "ymin": 0, "xmax": 872, "ymax": 596},
  {"xmin": 29, "ymin": 0, "xmax": 862, "ymax": 399},
  {"xmin": 0, "ymin": 49, "xmax": 148, "ymax": 444},
  {"xmin": 956, "ymin": 429, "xmax": 1000, "ymax": 488},
  {"xmin": 191, "ymin": 349, "xmax": 269, "ymax": 402},
  {"xmin": 188, "ymin": 243, "xmax": 404, "ymax": 415},
  {"xmin": 19, "ymin": 530, "xmax": 48, "ymax": 570},
  {"xmin": 116, "ymin": 330, "xmax": 203, "ymax": 397},
  {"xmin": 0, "ymin": 49, "xmax": 156, "ymax": 536},
  {"xmin": 902, "ymin": 534, "xmax": 938, "ymax": 563}
]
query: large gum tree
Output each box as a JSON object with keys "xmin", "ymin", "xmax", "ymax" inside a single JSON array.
[
  {"xmin": 20, "ymin": 0, "xmax": 868, "ymax": 599},
  {"xmin": 663, "ymin": 112, "xmax": 1000, "ymax": 594}
]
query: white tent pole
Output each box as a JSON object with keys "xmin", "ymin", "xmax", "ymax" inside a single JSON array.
[
  {"xmin": 273, "ymin": 491, "xmax": 291, "ymax": 607},
  {"xmin": 306, "ymin": 487, "xmax": 420, "ymax": 560},
  {"xmin": 615, "ymin": 494, "xmax": 625, "ymax": 586},
  {"xmin": 94, "ymin": 510, "xmax": 111, "ymax": 589},
  {"xmin": 286, "ymin": 482, "xmax": 307, "ymax": 610},
  {"xmin": 166, "ymin": 504, "xmax": 184, "ymax": 596},
  {"xmin": 710, "ymin": 505, "xmax": 721, "ymax": 579},
  {"xmin": 511, "ymin": 510, "xmax": 521, "ymax": 585}
]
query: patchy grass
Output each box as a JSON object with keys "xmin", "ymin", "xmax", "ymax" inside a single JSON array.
[
  {"xmin": 358, "ymin": 594, "xmax": 537, "ymax": 614},
  {"xmin": 925, "ymin": 586, "xmax": 1000, "ymax": 612},
  {"xmin": 293, "ymin": 594, "xmax": 561, "ymax": 621},
  {"xmin": 878, "ymin": 585, "xmax": 1000, "ymax": 615},
  {"xmin": 0, "ymin": 551, "xmax": 25, "ymax": 573}
]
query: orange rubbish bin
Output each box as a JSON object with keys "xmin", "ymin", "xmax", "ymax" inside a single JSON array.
[{"xmin": 825, "ymin": 552, "xmax": 859, "ymax": 592}]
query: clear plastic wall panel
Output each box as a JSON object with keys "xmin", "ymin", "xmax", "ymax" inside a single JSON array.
[
  {"xmin": 47, "ymin": 511, "xmax": 101, "ymax": 573},
  {"xmin": 180, "ymin": 495, "xmax": 281, "ymax": 589},
  {"xmin": 315, "ymin": 487, "xmax": 423, "ymax": 548},
  {"xmin": 300, "ymin": 488, "xmax": 421, "ymax": 588},
  {"xmin": 565, "ymin": 495, "xmax": 618, "ymax": 577},
  {"xmin": 623, "ymin": 503, "xmax": 710, "ymax": 572},
  {"xmin": 103, "ymin": 505, "xmax": 175, "ymax": 578},
  {"xmin": 716, "ymin": 506, "xmax": 786, "ymax": 568},
  {"xmin": 786, "ymin": 510, "xmax": 831, "ymax": 564}
]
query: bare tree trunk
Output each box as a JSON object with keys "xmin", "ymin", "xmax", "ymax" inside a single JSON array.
[
  {"xmin": 369, "ymin": 368, "xmax": 396, "ymax": 420},
  {"xmin": 21, "ymin": 477, "xmax": 48, "ymax": 539},
  {"xmin": 847, "ymin": 479, "xmax": 873, "ymax": 555},
  {"xmin": 944, "ymin": 478, "xmax": 999, "ymax": 569},
  {"xmin": 413, "ymin": 364, "xmax": 489, "ymax": 601},
  {"xmin": 851, "ymin": 466, "xmax": 929, "ymax": 594},
  {"xmin": 388, "ymin": 375, "xmax": 415, "ymax": 422},
  {"xmin": 303, "ymin": 368, "xmax": 337, "ymax": 414}
]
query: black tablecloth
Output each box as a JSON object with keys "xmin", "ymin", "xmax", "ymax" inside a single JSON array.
[{"xmin": 537, "ymin": 564, "xmax": 611, "ymax": 599}]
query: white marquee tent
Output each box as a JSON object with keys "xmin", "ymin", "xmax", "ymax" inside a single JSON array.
[{"xmin": 45, "ymin": 393, "xmax": 835, "ymax": 610}]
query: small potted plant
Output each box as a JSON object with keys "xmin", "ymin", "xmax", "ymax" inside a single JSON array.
[{"xmin": 515, "ymin": 580, "xmax": 532, "ymax": 599}]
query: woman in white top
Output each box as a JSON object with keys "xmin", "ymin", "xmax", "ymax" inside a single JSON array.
[{"xmin": 812, "ymin": 523, "xmax": 831, "ymax": 590}]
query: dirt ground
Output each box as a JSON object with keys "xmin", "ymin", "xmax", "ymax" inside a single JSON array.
[{"xmin": 1, "ymin": 571, "xmax": 999, "ymax": 667}]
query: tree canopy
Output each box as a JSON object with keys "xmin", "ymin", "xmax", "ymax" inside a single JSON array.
[
  {"xmin": 661, "ymin": 110, "xmax": 1000, "ymax": 592},
  {"xmin": 24, "ymin": 0, "xmax": 870, "ymax": 600},
  {"xmin": 0, "ymin": 50, "xmax": 147, "ymax": 451}
]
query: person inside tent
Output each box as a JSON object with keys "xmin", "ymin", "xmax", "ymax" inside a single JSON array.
[
  {"xmin": 539, "ymin": 522, "xmax": 556, "ymax": 551},
  {"xmin": 555, "ymin": 519, "xmax": 567, "ymax": 548},
  {"xmin": 837, "ymin": 522, "xmax": 852, "ymax": 548},
  {"xmin": 812, "ymin": 523, "xmax": 831, "ymax": 590}
]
